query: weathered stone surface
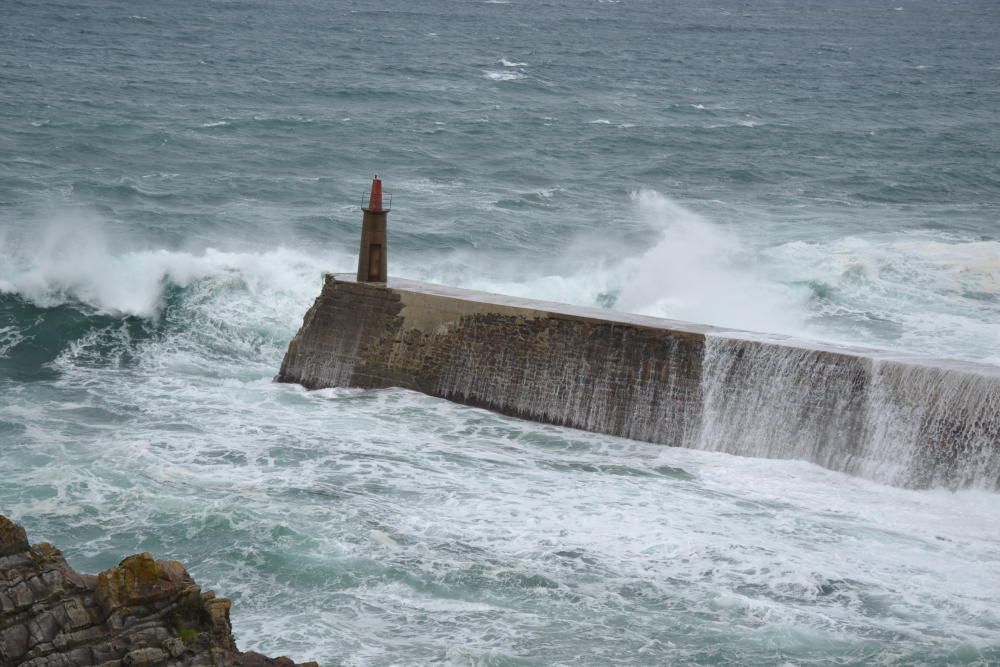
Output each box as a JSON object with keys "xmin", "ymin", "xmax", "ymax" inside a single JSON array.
[
  {"xmin": 94, "ymin": 554, "xmax": 192, "ymax": 617},
  {"xmin": 277, "ymin": 275, "xmax": 706, "ymax": 446},
  {"xmin": 0, "ymin": 519, "xmax": 29, "ymax": 558},
  {"xmin": 0, "ymin": 515, "xmax": 318, "ymax": 667}
]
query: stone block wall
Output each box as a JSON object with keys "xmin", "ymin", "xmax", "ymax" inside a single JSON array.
[{"xmin": 278, "ymin": 277, "xmax": 706, "ymax": 446}]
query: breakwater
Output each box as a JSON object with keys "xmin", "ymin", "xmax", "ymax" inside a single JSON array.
[{"xmin": 278, "ymin": 275, "xmax": 1000, "ymax": 490}]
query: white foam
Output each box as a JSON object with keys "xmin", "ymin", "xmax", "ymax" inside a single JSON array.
[
  {"xmin": 412, "ymin": 190, "xmax": 999, "ymax": 365},
  {"xmin": 484, "ymin": 70, "xmax": 524, "ymax": 81},
  {"xmin": 0, "ymin": 326, "xmax": 24, "ymax": 358},
  {"xmin": 52, "ymin": 378, "xmax": 998, "ymax": 662},
  {"xmin": 0, "ymin": 213, "xmax": 347, "ymax": 319},
  {"xmin": 369, "ymin": 529, "xmax": 401, "ymax": 550},
  {"xmin": 764, "ymin": 234, "xmax": 1000, "ymax": 362},
  {"xmin": 614, "ymin": 190, "xmax": 810, "ymax": 333},
  {"xmin": 500, "ymin": 58, "xmax": 527, "ymax": 67}
]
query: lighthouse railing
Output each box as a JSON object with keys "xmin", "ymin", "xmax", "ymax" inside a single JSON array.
[{"xmin": 359, "ymin": 190, "xmax": 392, "ymax": 210}]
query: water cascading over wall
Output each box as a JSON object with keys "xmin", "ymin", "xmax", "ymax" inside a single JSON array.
[
  {"xmin": 696, "ymin": 335, "xmax": 1000, "ymax": 488},
  {"xmin": 277, "ymin": 275, "xmax": 1000, "ymax": 490}
]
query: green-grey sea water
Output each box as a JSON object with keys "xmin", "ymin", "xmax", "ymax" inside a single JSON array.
[{"xmin": 2, "ymin": 0, "xmax": 999, "ymax": 664}]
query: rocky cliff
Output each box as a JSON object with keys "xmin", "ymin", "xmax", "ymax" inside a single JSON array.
[{"xmin": 0, "ymin": 515, "xmax": 316, "ymax": 667}]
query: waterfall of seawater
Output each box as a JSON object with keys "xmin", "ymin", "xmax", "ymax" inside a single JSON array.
[
  {"xmin": 696, "ymin": 336, "xmax": 869, "ymax": 473},
  {"xmin": 864, "ymin": 360, "xmax": 1000, "ymax": 488},
  {"xmin": 697, "ymin": 334, "xmax": 1000, "ymax": 489}
]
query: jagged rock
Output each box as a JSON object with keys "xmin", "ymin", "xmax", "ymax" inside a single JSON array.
[
  {"xmin": 0, "ymin": 519, "xmax": 29, "ymax": 558},
  {"xmin": 0, "ymin": 515, "xmax": 317, "ymax": 667}
]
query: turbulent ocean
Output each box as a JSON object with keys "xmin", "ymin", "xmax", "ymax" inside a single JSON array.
[{"xmin": 2, "ymin": 0, "xmax": 1000, "ymax": 664}]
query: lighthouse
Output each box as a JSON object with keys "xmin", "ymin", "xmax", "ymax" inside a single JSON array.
[{"xmin": 356, "ymin": 176, "xmax": 389, "ymax": 283}]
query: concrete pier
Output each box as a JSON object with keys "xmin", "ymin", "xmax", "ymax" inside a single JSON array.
[{"xmin": 277, "ymin": 275, "xmax": 1000, "ymax": 490}]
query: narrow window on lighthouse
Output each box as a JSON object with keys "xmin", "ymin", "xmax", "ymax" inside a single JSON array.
[{"xmin": 368, "ymin": 244, "xmax": 382, "ymax": 281}]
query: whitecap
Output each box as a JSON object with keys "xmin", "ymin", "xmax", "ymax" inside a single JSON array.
[
  {"xmin": 589, "ymin": 119, "xmax": 612, "ymax": 124},
  {"xmin": 500, "ymin": 58, "xmax": 527, "ymax": 67},
  {"xmin": 200, "ymin": 120, "xmax": 229, "ymax": 128},
  {"xmin": 484, "ymin": 70, "xmax": 524, "ymax": 81},
  {"xmin": 370, "ymin": 529, "xmax": 400, "ymax": 550},
  {"xmin": 762, "ymin": 234, "xmax": 1000, "ymax": 362},
  {"xmin": 0, "ymin": 326, "xmax": 24, "ymax": 359},
  {"xmin": 0, "ymin": 213, "xmax": 350, "ymax": 319},
  {"xmin": 251, "ymin": 115, "xmax": 314, "ymax": 123}
]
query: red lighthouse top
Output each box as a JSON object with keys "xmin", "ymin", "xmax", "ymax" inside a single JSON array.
[{"xmin": 365, "ymin": 176, "xmax": 386, "ymax": 212}]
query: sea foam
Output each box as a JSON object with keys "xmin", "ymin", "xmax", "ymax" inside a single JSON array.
[
  {"xmin": 0, "ymin": 214, "xmax": 347, "ymax": 320},
  {"xmin": 484, "ymin": 70, "xmax": 525, "ymax": 81}
]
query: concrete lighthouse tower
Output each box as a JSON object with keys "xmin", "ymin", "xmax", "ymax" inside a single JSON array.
[{"xmin": 357, "ymin": 176, "xmax": 389, "ymax": 283}]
